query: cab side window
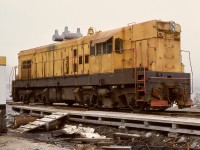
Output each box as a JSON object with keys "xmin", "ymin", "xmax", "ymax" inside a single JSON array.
[
  {"xmin": 96, "ymin": 43, "xmax": 102, "ymax": 55},
  {"xmin": 107, "ymin": 38, "xmax": 113, "ymax": 54},
  {"xmin": 90, "ymin": 38, "xmax": 113, "ymax": 55},
  {"xmin": 115, "ymin": 38, "xmax": 123, "ymax": 53},
  {"xmin": 85, "ymin": 55, "xmax": 89, "ymax": 63},
  {"xmin": 22, "ymin": 60, "xmax": 31, "ymax": 69},
  {"xmin": 22, "ymin": 60, "xmax": 32, "ymax": 78},
  {"xmin": 90, "ymin": 43, "xmax": 95, "ymax": 56}
]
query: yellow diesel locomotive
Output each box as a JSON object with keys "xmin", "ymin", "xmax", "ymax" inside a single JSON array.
[{"xmin": 12, "ymin": 20, "xmax": 192, "ymax": 110}]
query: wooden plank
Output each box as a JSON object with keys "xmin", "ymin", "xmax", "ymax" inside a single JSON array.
[
  {"xmin": 70, "ymin": 138, "xmax": 113, "ymax": 142},
  {"xmin": 15, "ymin": 128, "xmax": 30, "ymax": 133},
  {"xmin": 113, "ymin": 132, "xmax": 141, "ymax": 139},
  {"xmin": 37, "ymin": 118, "xmax": 54, "ymax": 122},
  {"xmin": 97, "ymin": 141, "xmax": 113, "ymax": 146},
  {"xmin": 20, "ymin": 124, "xmax": 38, "ymax": 129},
  {"xmin": 29, "ymin": 121, "xmax": 46, "ymax": 126},
  {"xmin": 45, "ymin": 114, "xmax": 63, "ymax": 119},
  {"xmin": 15, "ymin": 124, "xmax": 39, "ymax": 133},
  {"xmin": 100, "ymin": 145, "xmax": 132, "ymax": 150},
  {"xmin": 14, "ymin": 116, "xmax": 37, "ymax": 128},
  {"xmin": 53, "ymin": 112, "xmax": 68, "ymax": 116},
  {"xmin": 69, "ymin": 118, "xmax": 123, "ymax": 126},
  {"xmin": 14, "ymin": 110, "xmax": 68, "ymax": 133}
]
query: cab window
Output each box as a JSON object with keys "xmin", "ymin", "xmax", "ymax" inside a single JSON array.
[
  {"xmin": 90, "ymin": 42, "xmax": 95, "ymax": 56},
  {"xmin": 22, "ymin": 60, "xmax": 31, "ymax": 69},
  {"xmin": 115, "ymin": 38, "xmax": 123, "ymax": 53},
  {"xmin": 91, "ymin": 38, "xmax": 113, "ymax": 55}
]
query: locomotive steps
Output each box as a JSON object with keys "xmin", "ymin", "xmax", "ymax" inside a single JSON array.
[{"xmin": 11, "ymin": 105, "xmax": 200, "ymax": 136}]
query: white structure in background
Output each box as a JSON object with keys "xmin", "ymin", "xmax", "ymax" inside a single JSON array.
[
  {"xmin": 0, "ymin": 56, "xmax": 7, "ymax": 132},
  {"xmin": 0, "ymin": 57, "xmax": 6, "ymax": 105},
  {"xmin": 6, "ymin": 82, "xmax": 11, "ymax": 100}
]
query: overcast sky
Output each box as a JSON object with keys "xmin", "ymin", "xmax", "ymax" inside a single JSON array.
[{"xmin": 0, "ymin": 0, "xmax": 200, "ymax": 92}]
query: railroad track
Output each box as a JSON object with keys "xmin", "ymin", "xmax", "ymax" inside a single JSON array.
[
  {"xmin": 8, "ymin": 103, "xmax": 200, "ymax": 136},
  {"xmin": 7, "ymin": 101, "xmax": 200, "ymax": 118}
]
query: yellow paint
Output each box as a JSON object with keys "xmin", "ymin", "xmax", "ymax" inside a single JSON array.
[
  {"xmin": 17, "ymin": 20, "xmax": 183, "ymax": 79},
  {"xmin": 0, "ymin": 56, "xmax": 6, "ymax": 66}
]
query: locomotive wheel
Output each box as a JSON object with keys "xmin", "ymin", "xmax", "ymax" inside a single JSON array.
[
  {"xmin": 67, "ymin": 101, "xmax": 75, "ymax": 107},
  {"xmin": 88, "ymin": 94, "xmax": 99, "ymax": 109},
  {"xmin": 131, "ymin": 100, "xmax": 145, "ymax": 111},
  {"xmin": 30, "ymin": 97, "xmax": 35, "ymax": 103},
  {"xmin": 23, "ymin": 95, "xmax": 30, "ymax": 104},
  {"xmin": 178, "ymin": 105, "xmax": 184, "ymax": 109},
  {"xmin": 43, "ymin": 98, "xmax": 53, "ymax": 106},
  {"xmin": 158, "ymin": 108, "xmax": 167, "ymax": 111},
  {"xmin": 23, "ymin": 99, "xmax": 29, "ymax": 104}
]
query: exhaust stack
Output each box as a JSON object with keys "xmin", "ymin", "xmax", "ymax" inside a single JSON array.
[
  {"xmin": 62, "ymin": 26, "xmax": 83, "ymax": 40},
  {"xmin": 52, "ymin": 30, "xmax": 63, "ymax": 41},
  {"xmin": 52, "ymin": 26, "xmax": 83, "ymax": 41}
]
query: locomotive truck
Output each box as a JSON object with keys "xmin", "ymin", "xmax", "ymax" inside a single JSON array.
[{"xmin": 12, "ymin": 20, "xmax": 192, "ymax": 110}]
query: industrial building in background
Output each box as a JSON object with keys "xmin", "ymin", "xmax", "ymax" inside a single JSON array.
[{"xmin": 0, "ymin": 56, "xmax": 7, "ymax": 132}]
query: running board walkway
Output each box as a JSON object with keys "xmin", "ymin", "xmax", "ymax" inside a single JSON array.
[
  {"xmin": 11, "ymin": 105, "xmax": 200, "ymax": 136},
  {"xmin": 15, "ymin": 112, "xmax": 68, "ymax": 133}
]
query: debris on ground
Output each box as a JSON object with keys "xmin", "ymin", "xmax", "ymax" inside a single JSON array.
[
  {"xmin": 177, "ymin": 136, "xmax": 187, "ymax": 143},
  {"xmin": 168, "ymin": 132, "xmax": 179, "ymax": 138},
  {"xmin": 70, "ymin": 137, "xmax": 113, "ymax": 143},
  {"xmin": 11, "ymin": 112, "xmax": 68, "ymax": 133},
  {"xmin": 100, "ymin": 145, "xmax": 132, "ymax": 150},
  {"xmin": 61, "ymin": 124, "xmax": 106, "ymax": 138},
  {"xmin": 5, "ymin": 104, "xmax": 200, "ymax": 149},
  {"xmin": 76, "ymin": 144, "xmax": 96, "ymax": 150},
  {"xmin": 52, "ymin": 124, "xmax": 108, "ymax": 143},
  {"xmin": 144, "ymin": 132, "xmax": 152, "ymax": 138},
  {"xmin": 190, "ymin": 141, "xmax": 198, "ymax": 149},
  {"xmin": 113, "ymin": 132, "xmax": 141, "ymax": 140},
  {"xmin": 14, "ymin": 116, "xmax": 37, "ymax": 128}
]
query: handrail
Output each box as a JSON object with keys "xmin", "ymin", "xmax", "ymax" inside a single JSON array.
[{"xmin": 181, "ymin": 50, "xmax": 193, "ymax": 94}]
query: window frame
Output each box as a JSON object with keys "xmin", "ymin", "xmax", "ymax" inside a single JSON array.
[
  {"xmin": 115, "ymin": 38, "xmax": 123, "ymax": 53},
  {"xmin": 90, "ymin": 43, "xmax": 95, "ymax": 56},
  {"xmin": 66, "ymin": 56, "xmax": 69, "ymax": 74},
  {"xmin": 73, "ymin": 49, "xmax": 77, "ymax": 57},
  {"xmin": 79, "ymin": 56, "xmax": 83, "ymax": 64},
  {"xmin": 106, "ymin": 38, "xmax": 113, "ymax": 54},
  {"xmin": 85, "ymin": 55, "xmax": 89, "ymax": 64},
  {"xmin": 96, "ymin": 43, "xmax": 102, "ymax": 55},
  {"xmin": 93, "ymin": 37, "xmax": 113, "ymax": 55},
  {"xmin": 22, "ymin": 60, "xmax": 32, "ymax": 69}
]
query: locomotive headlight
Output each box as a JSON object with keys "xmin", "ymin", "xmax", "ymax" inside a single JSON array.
[{"xmin": 170, "ymin": 21, "xmax": 176, "ymax": 32}]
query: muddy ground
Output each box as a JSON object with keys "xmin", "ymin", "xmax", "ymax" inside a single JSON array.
[{"xmin": 2, "ymin": 104, "xmax": 200, "ymax": 150}]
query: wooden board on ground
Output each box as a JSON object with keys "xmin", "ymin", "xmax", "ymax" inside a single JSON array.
[{"xmin": 14, "ymin": 112, "xmax": 68, "ymax": 133}]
